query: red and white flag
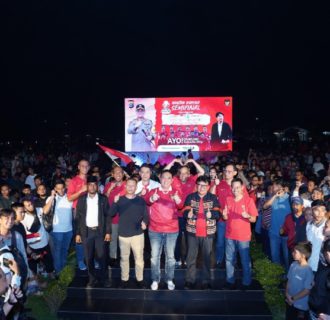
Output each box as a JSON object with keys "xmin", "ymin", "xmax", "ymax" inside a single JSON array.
[{"xmin": 97, "ymin": 143, "xmax": 133, "ymax": 165}]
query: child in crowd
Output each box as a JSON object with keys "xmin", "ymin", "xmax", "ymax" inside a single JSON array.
[{"xmin": 285, "ymin": 241, "xmax": 314, "ymax": 320}]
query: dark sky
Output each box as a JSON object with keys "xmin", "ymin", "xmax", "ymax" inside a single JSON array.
[{"xmin": 2, "ymin": 1, "xmax": 330, "ymax": 141}]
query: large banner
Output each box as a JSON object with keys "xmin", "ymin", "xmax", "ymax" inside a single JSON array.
[{"xmin": 125, "ymin": 97, "xmax": 233, "ymax": 152}]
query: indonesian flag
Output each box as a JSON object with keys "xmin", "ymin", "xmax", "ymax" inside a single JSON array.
[{"xmin": 97, "ymin": 143, "xmax": 133, "ymax": 165}]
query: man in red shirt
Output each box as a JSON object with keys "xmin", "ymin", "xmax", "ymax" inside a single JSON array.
[
  {"xmin": 145, "ymin": 170, "xmax": 182, "ymax": 291},
  {"xmin": 103, "ymin": 166, "xmax": 126, "ymax": 266},
  {"xmin": 67, "ymin": 159, "xmax": 89, "ymax": 271},
  {"xmin": 165, "ymin": 158, "xmax": 205, "ymax": 266},
  {"xmin": 222, "ymin": 178, "xmax": 258, "ymax": 289},
  {"xmin": 210, "ymin": 163, "xmax": 238, "ymax": 267}
]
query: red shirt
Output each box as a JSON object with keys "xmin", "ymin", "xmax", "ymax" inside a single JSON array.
[
  {"xmin": 67, "ymin": 175, "xmax": 86, "ymax": 209},
  {"xmin": 225, "ymin": 195, "xmax": 258, "ymax": 242},
  {"xmin": 172, "ymin": 175, "xmax": 198, "ymax": 217},
  {"xmin": 215, "ymin": 180, "xmax": 233, "ymax": 209},
  {"xmin": 104, "ymin": 182, "xmax": 126, "ymax": 224},
  {"xmin": 145, "ymin": 187, "xmax": 182, "ymax": 233}
]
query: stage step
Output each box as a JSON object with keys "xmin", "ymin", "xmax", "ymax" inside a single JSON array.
[{"xmin": 58, "ymin": 268, "xmax": 272, "ymax": 320}]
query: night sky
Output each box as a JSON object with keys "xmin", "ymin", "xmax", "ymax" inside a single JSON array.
[{"xmin": 2, "ymin": 1, "xmax": 330, "ymax": 141}]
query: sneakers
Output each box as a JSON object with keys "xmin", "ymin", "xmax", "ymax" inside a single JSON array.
[
  {"xmin": 150, "ymin": 281, "xmax": 159, "ymax": 291},
  {"xmin": 167, "ymin": 280, "xmax": 175, "ymax": 291},
  {"xmin": 175, "ymin": 260, "xmax": 182, "ymax": 268},
  {"xmin": 78, "ymin": 261, "xmax": 87, "ymax": 271}
]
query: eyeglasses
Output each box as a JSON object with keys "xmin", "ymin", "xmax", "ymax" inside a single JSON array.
[{"xmin": 197, "ymin": 184, "xmax": 209, "ymax": 188}]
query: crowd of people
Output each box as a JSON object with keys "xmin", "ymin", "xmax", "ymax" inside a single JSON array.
[{"xmin": 0, "ymin": 143, "xmax": 329, "ymax": 320}]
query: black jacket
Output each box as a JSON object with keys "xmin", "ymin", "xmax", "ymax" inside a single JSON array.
[
  {"xmin": 75, "ymin": 193, "xmax": 111, "ymax": 238},
  {"xmin": 210, "ymin": 122, "xmax": 232, "ymax": 145}
]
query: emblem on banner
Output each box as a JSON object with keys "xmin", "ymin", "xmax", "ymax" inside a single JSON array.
[
  {"xmin": 128, "ymin": 100, "xmax": 135, "ymax": 109},
  {"xmin": 161, "ymin": 101, "xmax": 171, "ymax": 114}
]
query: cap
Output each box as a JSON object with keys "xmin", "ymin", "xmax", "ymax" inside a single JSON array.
[
  {"xmin": 87, "ymin": 176, "xmax": 98, "ymax": 184},
  {"xmin": 136, "ymin": 104, "xmax": 145, "ymax": 111},
  {"xmin": 291, "ymin": 197, "xmax": 304, "ymax": 205}
]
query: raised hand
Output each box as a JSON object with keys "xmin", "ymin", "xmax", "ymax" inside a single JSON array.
[
  {"xmin": 141, "ymin": 221, "xmax": 147, "ymax": 230},
  {"xmin": 241, "ymin": 205, "xmax": 250, "ymax": 219},
  {"xmin": 172, "ymin": 191, "xmax": 181, "ymax": 204},
  {"xmin": 151, "ymin": 189, "xmax": 160, "ymax": 202},
  {"xmin": 114, "ymin": 194, "xmax": 120, "ymax": 203},
  {"xmin": 206, "ymin": 207, "xmax": 212, "ymax": 219}
]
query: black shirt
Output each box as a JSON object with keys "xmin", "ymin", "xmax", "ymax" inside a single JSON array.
[{"xmin": 110, "ymin": 196, "xmax": 149, "ymax": 237}]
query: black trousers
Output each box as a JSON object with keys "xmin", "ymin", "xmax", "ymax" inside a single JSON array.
[
  {"xmin": 185, "ymin": 234, "xmax": 213, "ymax": 284},
  {"xmin": 82, "ymin": 228, "xmax": 107, "ymax": 282}
]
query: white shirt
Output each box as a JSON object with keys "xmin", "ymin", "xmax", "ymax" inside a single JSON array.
[
  {"xmin": 135, "ymin": 179, "xmax": 160, "ymax": 195},
  {"xmin": 86, "ymin": 193, "xmax": 99, "ymax": 228},
  {"xmin": 21, "ymin": 208, "xmax": 49, "ymax": 249},
  {"xmin": 306, "ymin": 219, "xmax": 326, "ymax": 271},
  {"xmin": 217, "ymin": 123, "xmax": 223, "ymax": 137},
  {"xmin": 46, "ymin": 194, "xmax": 73, "ymax": 233}
]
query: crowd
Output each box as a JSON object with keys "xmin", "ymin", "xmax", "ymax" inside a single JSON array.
[{"xmin": 0, "ymin": 144, "xmax": 329, "ymax": 320}]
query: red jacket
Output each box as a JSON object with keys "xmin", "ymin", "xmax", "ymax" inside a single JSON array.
[
  {"xmin": 145, "ymin": 187, "xmax": 182, "ymax": 233},
  {"xmin": 281, "ymin": 213, "xmax": 307, "ymax": 250}
]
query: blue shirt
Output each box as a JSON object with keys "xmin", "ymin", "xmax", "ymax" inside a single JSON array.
[{"xmin": 269, "ymin": 193, "xmax": 291, "ymax": 236}]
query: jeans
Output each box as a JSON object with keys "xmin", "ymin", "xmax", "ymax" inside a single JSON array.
[
  {"xmin": 186, "ymin": 235, "xmax": 213, "ymax": 284},
  {"xmin": 215, "ymin": 221, "xmax": 226, "ymax": 264},
  {"xmin": 225, "ymin": 238, "xmax": 252, "ymax": 286},
  {"xmin": 51, "ymin": 231, "xmax": 73, "ymax": 274},
  {"xmin": 269, "ymin": 233, "xmax": 289, "ymax": 270},
  {"xmin": 149, "ymin": 230, "xmax": 178, "ymax": 282}
]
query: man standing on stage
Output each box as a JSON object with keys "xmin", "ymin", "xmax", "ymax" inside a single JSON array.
[
  {"xmin": 145, "ymin": 170, "xmax": 182, "ymax": 291},
  {"xmin": 75, "ymin": 176, "xmax": 112, "ymax": 288},
  {"xmin": 222, "ymin": 178, "xmax": 258, "ymax": 289},
  {"xmin": 110, "ymin": 178, "xmax": 149, "ymax": 288},
  {"xmin": 183, "ymin": 175, "xmax": 220, "ymax": 289},
  {"xmin": 165, "ymin": 158, "xmax": 205, "ymax": 266},
  {"xmin": 127, "ymin": 104, "xmax": 155, "ymax": 151}
]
